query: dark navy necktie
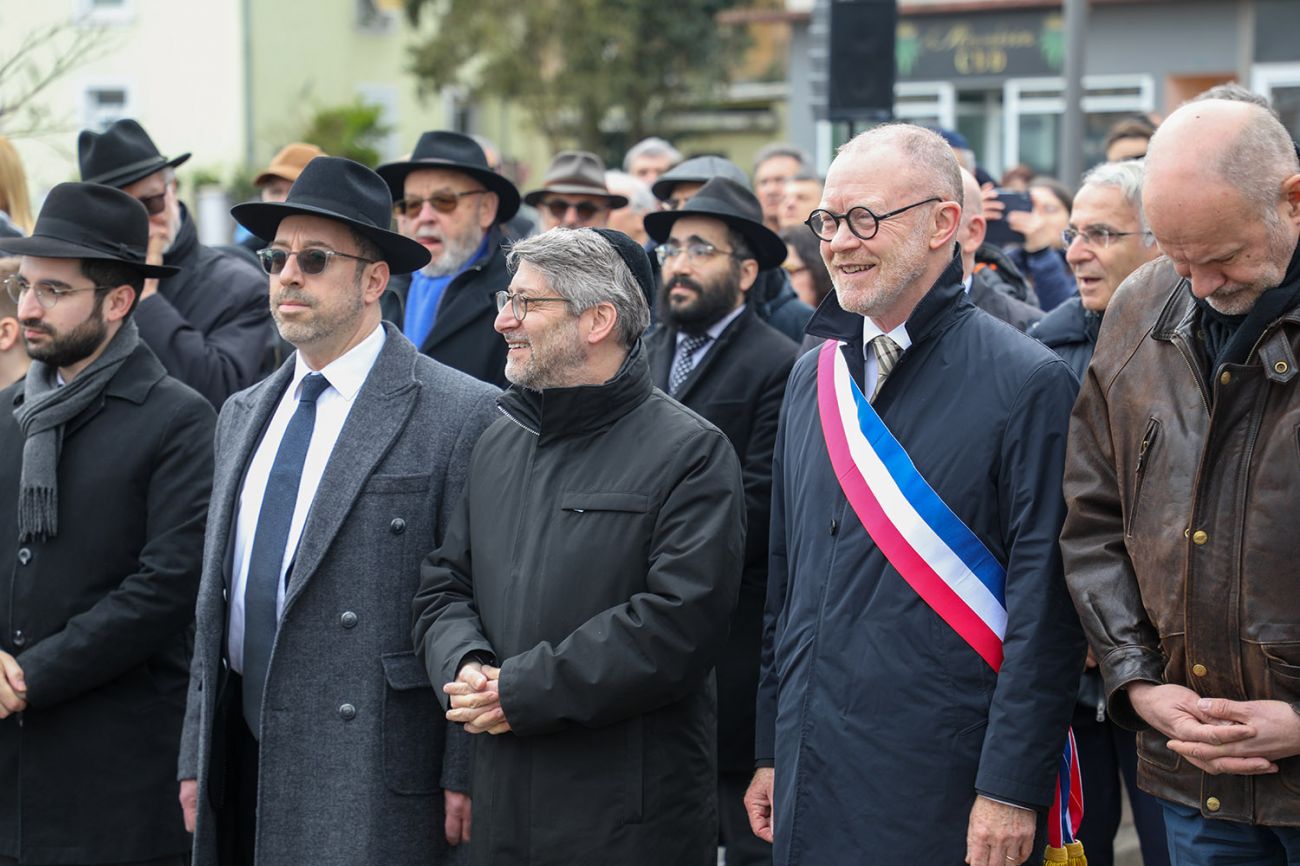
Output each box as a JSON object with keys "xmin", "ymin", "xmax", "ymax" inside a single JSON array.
[
  {"xmin": 669, "ymin": 333, "xmax": 711, "ymax": 395},
  {"xmin": 242, "ymin": 372, "xmax": 330, "ymax": 736}
]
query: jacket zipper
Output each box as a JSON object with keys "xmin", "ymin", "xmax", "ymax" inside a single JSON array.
[
  {"xmin": 1170, "ymin": 333, "xmax": 1212, "ymax": 415},
  {"xmin": 1126, "ymin": 417, "xmax": 1161, "ymax": 537},
  {"xmin": 496, "ymin": 405, "xmax": 539, "ymax": 437}
]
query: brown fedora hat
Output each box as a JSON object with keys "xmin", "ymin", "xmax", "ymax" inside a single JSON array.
[{"xmin": 254, "ymin": 143, "xmax": 326, "ymax": 187}]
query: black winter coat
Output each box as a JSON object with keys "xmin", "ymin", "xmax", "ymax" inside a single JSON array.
[
  {"xmin": 1028, "ymin": 296, "xmax": 1100, "ymax": 383},
  {"xmin": 969, "ymin": 268, "xmax": 1044, "ymax": 332},
  {"xmin": 0, "ymin": 344, "xmax": 215, "ymax": 864},
  {"xmin": 380, "ymin": 230, "xmax": 510, "ymax": 387},
  {"xmin": 413, "ymin": 343, "xmax": 745, "ymax": 866},
  {"xmin": 135, "ymin": 207, "xmax": 278, "ymax": 409},
  {"xmin": 645, "ymin": 308, "xmax": 797, "ymax": 773}
]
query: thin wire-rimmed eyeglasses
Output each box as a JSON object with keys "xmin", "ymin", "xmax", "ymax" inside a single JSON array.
[
  {"xmin": 4, "ymin": 274, "xmax": 110, "ymax": 309},
  {"xmin": 1061, "ymin": 227, "xmax": 1153, "ymax": 249},
  {"xmin": 805, "ymin": 197, "xmax": 942, "ymax": 242},
  {"xmin": 494, "ymin": 290, "xmax": 569, "ymax": 322}
]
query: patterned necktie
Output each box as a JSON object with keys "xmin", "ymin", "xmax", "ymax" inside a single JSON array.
[
  {"xmin": 870, "ymin": 335, "xmax": 902, "ymax": 403},
  {"xmin": 242, "ymin": 372, "xmax": 330, "ymax": 737},
  {"xmin": 669, "ymin": 333, "xmax": 712, "ymax": 395}
]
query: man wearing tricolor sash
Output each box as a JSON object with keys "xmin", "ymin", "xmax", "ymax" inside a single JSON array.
[{"xmin": 747, "ymin": 125, "xmax": 1086, "ymax": 866}]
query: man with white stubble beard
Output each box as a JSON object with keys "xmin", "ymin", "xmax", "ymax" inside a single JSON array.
[{"xmin": 377, "ymin": 132, "xmax": 521, "ymax": 387}]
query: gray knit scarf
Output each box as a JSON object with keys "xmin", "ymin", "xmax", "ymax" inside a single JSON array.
[{"xmin": 13, "ymin": 318, "xmax": 140, "ymax": 541}]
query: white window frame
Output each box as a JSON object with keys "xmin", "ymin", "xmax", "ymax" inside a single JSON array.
[
  {"xmin": 76, "ymin": 0, "xmax": 134, "ymax": 25},
  {"xmin": 893, "ymin": 81, "xmax": 957, "ymax": 129},
  {"xmin": 1003, "ymin": 74, "xmax": 1155, "ymax": 170},
  {"xmin": 356, "ymin": 83, "xmax": 399, "ymax": 162},
  {"xmin": 81, "ymin": 78, "xmax": 135, "ymax": 132},
  {"xmin": 1252, "ymin": 63, "xmax": 1300, "ymax": 100}
]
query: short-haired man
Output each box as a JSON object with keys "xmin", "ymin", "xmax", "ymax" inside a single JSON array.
[
  {"xmin": 777, "ymin": 171, "xmax": 824, "ymax": 229},
  {"xmin": 524, "ymin": 151, "xmax": 627, "ymax": 231},
  {"xmin": 1062, "ymin": 98, "xmax": 1300, "ymax": 862},
  {"xmin": 957, "ymin": 168, "xmax": 1044, "ymax": 332},
  {"xmin": 623, "ymin": 136, "xmax": 682, "ymax": 185},
  {"xmin": 0, "ymin": 183, "xmax": 215, "ymax": 865},
  {"xmin": 752, "ymin": 143, "xmax": 810, "ymax": 232},
  {"xmin": 748, "ymin": 124, "xmax": 1084, "ymax": 865},
  {"xmin": 412, "ymin": 227, "xmax": 746, "ymax": 866},
  {"xmin": 645, "ymin": 177, "xmax": 796, "ymax": 866},
  {"xmin": 652, "ymin": 155, "xmax": 752, "ymax": 212},
  {"xmin": 604, "ymin": 170, "xmax": 657, "ymax": 246},
  {"xmin": 78, "ymin": 118, "xmax": 276, "ymax": 407},
  {"xmin": 178, "ymin": 157, "xmax": 499, "ymax": 866},
  {"xmin": 1103, "ymin": 116, "xmax": 1156, "ymax": 163},
  {"xmin": 0, "ymin": 259, "xmax": 28, "ymax": 389},
  {"xmin": 377, "ymin": 131, "xmax": 521, "ymax": 387}
]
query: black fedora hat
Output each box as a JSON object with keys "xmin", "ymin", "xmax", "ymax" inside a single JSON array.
[
  {"xmin": 231, "ymin": 156, "xmax": 431, "ymax": 274},
  {"xmin": 376, "ymin": 131, "xmax": 521, "ymax": 223},
  {"xmin": 78, "ymin": 119, "xmax": 191, "ymax": 188},
  {"xmin": 0, "ymin": 182, "xmax": 178, "ymax": 278},
  {"xmin": 644, "ymin": 176, "xmax": 786, "ymax": 270}
]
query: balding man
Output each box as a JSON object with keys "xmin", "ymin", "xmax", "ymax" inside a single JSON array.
[
  {"xmin": 1062, "ymin": 97, "xmax": 1300, "ymax": 862},
  {"xmin": 957, "ymin": 168, "xmax": 1043, "ymax": 332},
  {"xmin": 748, "ymin": 124, "xmax": 1084, "ymax": 865}
]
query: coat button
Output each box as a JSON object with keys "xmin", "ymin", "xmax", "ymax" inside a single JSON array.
[
  {"xmin": 1219, "ymin": 371, "xmax": 1231, "ymax": 385},
  {"xmin": 339, "ymin": 703, "xmax": 356, "ymax": 721},
  {"xmin": 1275, "ymin": 361, "xmax": 1289, "ymax": 375},
  {"xmin": 389, "ymin": 518, "xmax": 406, "ymax": 535},
  {"xmin": 340, "ymin": 611, "xmax": 358, "ymax": 629},
  {"xmin": 16, "ymin": 548, "xmax": 30, "ymax": 565},
  {"xmin": 11, "ymin": 630, "xmax": 24, "ymax": 648},
  {"xmin": 1192, "ymin": 530, "xmax": 1209, "ymax": 545},
  {"xmin": 1205, "ymin": 796, "xmax": 1221, "ymax": 812},
  {"xmin": 1192, "ymin": 663, "xmax": 1208, "ymax": 677}
]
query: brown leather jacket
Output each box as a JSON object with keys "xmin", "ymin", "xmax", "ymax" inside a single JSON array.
[{"xmin": 1062, "ymin": 256, "xmax": 1300, "ymax": 827}]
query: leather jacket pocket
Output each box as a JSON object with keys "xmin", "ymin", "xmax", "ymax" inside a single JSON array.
[
  {"xmin": 381, "ymin": 651, "xmax": 440, "ymax": 796},
  {"xmin": 1136, "ymin": 727, "xmax": 1182, "ymax": 772},
  {"xmin": 1126, "ymin": 417, "xmax": 1161, "ymax": 538},
  {"xmin": 1263, "ymin": 644, "xmax": 1300, "ymax": 795}
]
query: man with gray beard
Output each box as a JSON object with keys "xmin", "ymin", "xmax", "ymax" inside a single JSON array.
[{"xmin": 378, "ymin": 132, "xmax": 521, "ymax": 386}]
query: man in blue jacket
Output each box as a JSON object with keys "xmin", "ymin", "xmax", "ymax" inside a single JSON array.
[{"xmin": 747, "ymin": 124, "xmax": 1085, "ymax": 866}]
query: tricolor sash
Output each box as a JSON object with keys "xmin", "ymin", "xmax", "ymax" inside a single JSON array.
[{"xmin": 816, "ymin": 339, "xmax": 1085, "ymax": 862}]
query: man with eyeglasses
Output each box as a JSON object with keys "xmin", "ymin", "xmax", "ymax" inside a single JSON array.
[
  {"xmin": 747, "ymin": 124, "xmax": 1085, "ymax": 866},
  {"xmin": 377, "ymin": 130, "xmax": 521, "ymax": 387},
  {"xmin": 413, "ymin": 227, "xmax": 745, "ymax": 866},
  {"xmin": 1062, "ymin": 97, "xmax": 1300, "ymax": 864},
  {"xmin": 177, "ymin": 157, "xmax": 499, "ymax": 866},
  {"xmin": 0, "ymin": 182, "xmax": 215, "ymax": 866},
  {"xmin": 523, "ymin": 151, "xmax": 626, "ymax": 231},
  {"xmin": 643, "ymin": 176, "xmax": 796, "ymax": 866},
  {"xmin": 78, "ymin": 119, "xmax": 277, "ymax": 408}
]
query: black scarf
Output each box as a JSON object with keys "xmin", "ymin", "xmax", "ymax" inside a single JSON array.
[{"xmin": 1194, "ymin": 236, "xmax": 1300, "ymax": 374}]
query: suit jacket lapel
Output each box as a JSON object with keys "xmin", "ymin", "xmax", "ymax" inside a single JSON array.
[
  {"xmin": 283, "ymin": 328, "xmax": 419, "ymax": 610},
  {"xmin": 645, "ymin": 325, "xmax": 675, "ymax": 391}
]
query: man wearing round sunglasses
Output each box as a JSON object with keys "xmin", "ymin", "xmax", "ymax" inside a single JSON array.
[
  {"xmin": 78, "ymin": 118, "xmax": 276, "ymax": 408},
  {"xmin": 377, "ymin": 131, "xmax": 521, "ymax": 387},
  {"xmin": 0, "ymin": 181, "xmax": 215, "ymax": 866},
  {"xmin": 523, "ymin": 151, "xmax": 627, "ymax": 231},
  {"xmin": 749, "ymin": 124, "xmax": 1084, "ymax": 866}
]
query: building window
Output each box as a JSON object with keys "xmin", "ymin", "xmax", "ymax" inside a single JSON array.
[
  {"xmin": 83, "ymin": 83, "xmax": 131, "ymax": 131},
  {"xmin": 1253, "ymin": 63, "xmax": 1300, "ymax": 141}
]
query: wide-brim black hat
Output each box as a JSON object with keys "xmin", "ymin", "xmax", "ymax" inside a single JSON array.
[
  {"xmin": 79, "ymin": 118, "xmax": 191, "ymax": 188},
  {"xmin": 232, "ymin": 156, "xmax": 431, "ymax": 275},
  {"xmin": 644, "ymin": 176, "xmax": 786, "ymax": 270},
  {"xmin": 376, "ymin": 131, "xmax": 520, "ymax": 223},
  {"xmin": 0, "ymin": 182, "xmax": 179, "ymax": 277}
]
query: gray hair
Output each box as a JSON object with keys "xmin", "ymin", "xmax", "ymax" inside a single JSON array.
[
  {"xmin": 838, "ymin": 123, "xmax": 963, "ymax": 204},
  {"xmin": 1190, "ymin": 83, "xmax": 1275, "ymax": 114},
  {"xmin": 506, "ymin": 228, "xmax": 650, "ymax": 348},
  {"xmin": 1079, "ymin": 159, "xmax": 1155, "ymax": 246},
  {"xmin": 623, "ymin": 137, "xmax": 682, "ymax": 172},
  {"xmin": 604, "ymin": 170, "xmax": 658, "ymax": 213},
  {"xmin": 754, "ymin": 142, "xmax": 812, "ymax": 173}
]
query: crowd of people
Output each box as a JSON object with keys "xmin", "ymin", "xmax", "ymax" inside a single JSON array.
[{"xmin": 0, "ymin": 78, "xmax": 1297, "ymax": 866}]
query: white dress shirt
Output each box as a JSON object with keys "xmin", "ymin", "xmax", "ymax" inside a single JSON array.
[
  {"xmin": 861, "ymin": 317, "xmax": 912, "ymax": 389},
  {"xmin": 227, "ymin": 324, "xmax": 386, "ymax": 672}
]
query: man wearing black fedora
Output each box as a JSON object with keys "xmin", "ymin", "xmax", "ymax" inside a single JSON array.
[
  {"xmin": 376, "ymin": 131, "xmax": 521, "ymax": 387},
  {"xmin": 178, "ymin": 156, "xmax": 498, "ymax": 866},
  {"xmin": 524, "ymin": 150, "xmax": 628, "ymax": 231},
  {"xmin": 643, "ymin": 175, "xmax": 797, "ymax": 866},
  {"xmin": 79, "ymin": 118, "xmax": 277, "ymax": 408},
  {"xmin": 0, "ymin": 182, "xmax": 216, "ymax": 865}
]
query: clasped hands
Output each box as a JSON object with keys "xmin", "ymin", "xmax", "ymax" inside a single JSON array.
[
  {"xmin": 0, "ymin": 650, "xmax": 27, "ymax": 719},
  {"xmin": 444, "ymin": 661, "xmax": 511, "ymax": 735},
  {"xmin": 1129, "ymin": 682, "xmax": 1300, "ymax": 776}
]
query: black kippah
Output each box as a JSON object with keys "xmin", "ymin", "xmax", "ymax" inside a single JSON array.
[{"xmin": 590, "ymin": 227, "xmax": 654, "ymax": 305}]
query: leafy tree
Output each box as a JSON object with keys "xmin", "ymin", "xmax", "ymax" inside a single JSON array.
[
  {"xmin": 402, "ymin": 0, "xmax": 740, "ymax": 158},
  {"xmin": 298, "ymin": 100, "xmax": 390, "ymax": 168}
]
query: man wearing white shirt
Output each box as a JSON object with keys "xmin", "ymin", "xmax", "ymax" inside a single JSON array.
[{"xmin": 178, "ymin": 157, "xmax": 499, "ymax": 866}]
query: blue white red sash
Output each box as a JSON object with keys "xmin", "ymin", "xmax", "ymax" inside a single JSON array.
[{"xmin": 816, "ymin": 339, "xmax": 1084, "ymax": 854}]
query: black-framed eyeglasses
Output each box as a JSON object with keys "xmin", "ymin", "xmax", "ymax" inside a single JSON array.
[
  {"xmin": 256, "ymin": 247, "xmax": 377, "ymax": 276},
  {"xmin": 655, "ymin": 241, "xmax": 741, "ymax": 266},
  {"xmin": 539, "ymin": 198, "xmax": 607, "ymax": 221},
  {"xmin": 393, "ymin": 189, "xmax": 488, "ymax": 218},
  {"xmin": 805, "ymin": 197, "xmax": 943, "ymax": 242},
  {"xmin": 1062, "ymin": 227, "xmax": 1153, "ymax": 249},
  {"xmin": 4, "ymin": 274, "xmax": 112, "ymax": 309},
  {"xmin": 494, "ymin": 290, "xmax": 569, "ymax": 322}
]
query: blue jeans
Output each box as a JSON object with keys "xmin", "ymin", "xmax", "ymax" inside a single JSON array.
[{"xmin": 1163, "ymin": 801, "xmax": 1300, "ymax": 865}]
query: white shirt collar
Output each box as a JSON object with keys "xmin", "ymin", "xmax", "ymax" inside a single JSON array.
[
  {"xmin": 861, "ymin": 316, "xmax": 912, "ymax": 360},
  {"xmin": 291, "ymin": 323, "xmax": 386, "ymax": 402}
]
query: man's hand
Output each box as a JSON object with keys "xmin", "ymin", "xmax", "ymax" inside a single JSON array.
[
  {"xmin": 1165, "ymin": 698, "xmax": 1300, "ymax": 775},
  {"xmin": 1006, "ymin": 209, "xmax": 1054, "ymax": 253},
  {"xmin": 965, "ymin": 795, "xmax": 1035, "ymax": 866},
  {"xmin": 981, "ymin": 183, "xmax": 1005, "ymax": 222},
  {"xmin": 1128, "ymin": 682, "xmax": 1256, "ymax": 743},
  {"xmin": 444, "ymin": 663, "xmax": 511, "ymax": 735},
  {"xmin": 743, "ymin": 767, "xmax": 775, "ymax": 843},
  {"xmin": 0, "ymin": 651, "xmax": 27, "ymax": 718},
  {"xmin": 444, "ymin": 789, "xmax": 472, "ymax": 845},
  {"xmin": 140, "ymin": 233, "xmax": 167, "ymax": 301},
  {"xmin": 179, "ymin": 779, "xmax": 198, "ymax": 833}
]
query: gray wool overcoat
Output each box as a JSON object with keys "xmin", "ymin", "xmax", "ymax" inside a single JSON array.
[{"xmin": 179, "ymin": 323, "xmax": 499, "ymax": 866}]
